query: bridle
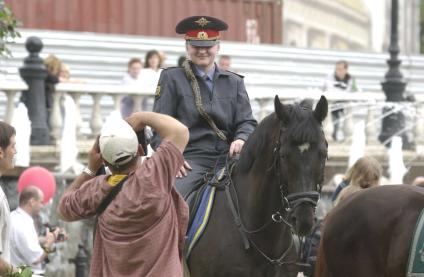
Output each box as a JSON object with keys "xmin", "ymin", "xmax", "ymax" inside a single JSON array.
[
  {"xmin": 272, "ymin": 125, "xmax": 321, "ymax": 214},
  {"xmin": 223, "ymin": 123, "xmax": 325, "ymax": 267}
]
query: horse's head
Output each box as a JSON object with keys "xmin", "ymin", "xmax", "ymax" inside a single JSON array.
[{"xmin": 274, "ymin": 95, "xmax": 328, "ymax": 236}]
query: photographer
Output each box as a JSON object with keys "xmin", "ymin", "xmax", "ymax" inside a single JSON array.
[
  {"xmin": 9, "ymin": 186, "xmax": 67, "ymax": 275},
  {"xmin": 58, "ymin": 112, "xmax": 189, "ymax": 276}
]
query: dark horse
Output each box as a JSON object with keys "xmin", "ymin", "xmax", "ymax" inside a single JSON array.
[
  {"xmin": 188, "ymin": 95, "xmax": 328, "ymax": 277},
  {"xmin": 315, "ymin": 185, "xmax": 424, "ymax": 277}
]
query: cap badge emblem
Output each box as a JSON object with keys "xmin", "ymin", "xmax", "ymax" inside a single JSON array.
[
  {"xmin": 197, "ymin": 31, "xmax": 208, "ymax": 39},
  {"xmin": 195, "ymin": 17, "xmax": 210, "ymax": 27}
]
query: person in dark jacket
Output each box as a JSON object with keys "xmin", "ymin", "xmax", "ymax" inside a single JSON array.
[
  {"xmin": 322, "ymin": 60, "xmax": 360, "ymax": 141},
  {"xmin": 151, "ymin": 15, "xmax": 257, "ymax": 198}
]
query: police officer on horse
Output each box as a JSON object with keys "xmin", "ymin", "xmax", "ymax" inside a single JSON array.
[{"xmin": 151, "ymin": 15, "xmax": 257, "ymax": 198}]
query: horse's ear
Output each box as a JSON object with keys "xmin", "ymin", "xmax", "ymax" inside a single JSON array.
[
  {"xmin": 274, "ymin": 95, "xmax": 290, "ymax": 124},
  {"xmin": 313, "ymin": 95, "xmax": 328, "ymax": 122}
]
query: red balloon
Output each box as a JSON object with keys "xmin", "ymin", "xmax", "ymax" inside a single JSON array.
[{"xmin": 18, "ymin": 166, "xmax": 56, "ymax": 204}]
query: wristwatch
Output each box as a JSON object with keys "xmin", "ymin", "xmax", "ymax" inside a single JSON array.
[
  {"xmin": 42, "ymin": 245, "xmax": 56, "ymax": 254},
  {"xmin": 83, "ymin": 167, "xmax": 95, "ymax": 177}
]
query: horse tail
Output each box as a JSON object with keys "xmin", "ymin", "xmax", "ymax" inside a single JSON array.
[{"xmin": 314, "ymin": 233, "xmax": 330, "ymax": 277}]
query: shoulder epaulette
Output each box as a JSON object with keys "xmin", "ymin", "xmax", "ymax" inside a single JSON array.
[
  {"xmin": 226, "ymin": 70, "xmax": 244, "ymax": 78},
  {"xmin": 161, "ymin": 66, "xmax": 181, "ymax": 71}
]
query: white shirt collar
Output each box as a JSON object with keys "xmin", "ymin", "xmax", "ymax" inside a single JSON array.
[{"xmin": 15, "ymin": 207, "xmax": 34, "ymax": 224}]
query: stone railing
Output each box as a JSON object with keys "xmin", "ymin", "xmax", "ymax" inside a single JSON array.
[
  {"xmin": 6, "ymin": 29, "xmax": 424, "ymax": 95},
  {"xmin": 0, "ymin": 80, "xmax": 154, "ymax": 139},
  {"xmin": 1, "ymin": 79, "xmax": 424, "ymax": 150}
]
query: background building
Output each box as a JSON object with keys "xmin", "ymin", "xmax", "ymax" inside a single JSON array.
[
  {"xmin": 283, "ymin": 0, "xmax": 371, "ymax": 50},
  {"xmin": 4, "ymin": 0, "xmax": 283, "ymax": 44},
  {"xmin": 394, "ymin": 0, "xmax": 420, "ymax": 54},
  {"xmin": 5, "ymin": 0, "xmax": 422, "ymax": 53},
  {"xmin": 283, "ymin": 0, "xmax": 421, "ymax": 54},
  {"xmin": 366, "ymin": 0, "xmax": 420, "ymax": 54}
]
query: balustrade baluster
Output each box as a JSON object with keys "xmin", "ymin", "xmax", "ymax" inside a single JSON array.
[
  {"xmin": 50, "ymin": 90, "xmax": 63, "ymax": 142},
  {"xmin": 414, "ymin": 102, "xmax": 424, "ymax": 147},
  {"xmin": 255, "ymin": 99, "xmax": 265, "ymax": 121},
  {"xmin": 112, "ymin": 94, "xmax": 121, "ymax": 112},
  {"xmin": 90, "ymin": 94, "xmax": 103, "ymax": 136},
  {"xmin": 343, "ymin": 103, "xmax": 354, "ymax": 143},
  {"xmin": 366, "ymin": 102, "xmax": 378, "ymax": 144},
  {"xmin": 133, "ymin": 95, "xmax": 143, "ymax": 112},
  {"xmin": 5, "ymin": 90, "xmax": 17, "ymax": 124},
  {"xmin": 71, "ymin": 93, "xmax": 83, "ymax": 138},
  {"xmin": 324, "ymin": 102, "xmax": 334, "ymax": 142}
]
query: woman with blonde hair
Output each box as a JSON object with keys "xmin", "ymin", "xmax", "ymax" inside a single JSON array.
[
  {"xmin": 333, "ymin": 156, "xmax": 382, "ymax": 206},
  {"xmin": 301, "ymin": 156, "xmax": 382, "ymax": 274},
  {"xmin": 43, "ymin": 55, "xmax": 64, "ymax": 131},
  {"xmin": 20, "ymin": 55, "xmax": 63, "ymax": 131},
  {"xmin": 44, "ymin": 54, "xmax": 62, "ymax": 76}
]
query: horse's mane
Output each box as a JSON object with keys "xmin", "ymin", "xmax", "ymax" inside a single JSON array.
[{"xmin": 237, "ymin": 102, "xmax": 322, "ymax": 172}]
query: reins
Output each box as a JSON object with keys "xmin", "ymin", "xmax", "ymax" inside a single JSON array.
[{"xmin": 223, "ymin": 123, "xmax": 322, "ymax": 267}]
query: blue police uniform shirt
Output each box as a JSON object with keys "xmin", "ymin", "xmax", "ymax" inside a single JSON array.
[{"xmin": 193, "ymin": 64, "xmax": 215, "ymax": 92}]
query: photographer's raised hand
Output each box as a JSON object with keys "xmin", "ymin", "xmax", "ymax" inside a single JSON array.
[
  {"xmin": 87, "ymin": 136, "xmax": 103, "ymax": 174},
  {"xmin": 59, "ymin": 136, "xmax": 103, "ymax": 221}
]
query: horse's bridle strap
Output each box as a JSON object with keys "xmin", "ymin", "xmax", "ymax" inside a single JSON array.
[
  {"xmin": 286, "ymin": 191, "xmax": 320, "ymax": 211},
  {"xmin": 224, "ymin": 184, "xmax": 250, "ymax": 250}
]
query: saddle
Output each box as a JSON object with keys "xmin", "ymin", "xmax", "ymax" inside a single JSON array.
[
  {"xmin": 184, "ymin": 163, "xmax": 233, "ymax": 259},
  {"xmin": 186, "ymin": 169, "xmax": 225, "ymax": 224}
]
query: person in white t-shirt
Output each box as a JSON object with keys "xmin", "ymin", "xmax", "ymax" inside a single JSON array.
[
  {"xmin": 10, "ymin": 186, "xmax": 63, "ymax": 274},
  {"xmin": 120, "ymin": 58, "xmax": 143, "ymax": 118},
  {"xmin": 0, "ymin": 121, "xmax": 19, "ymax": 275},
  {"xmin": 139, "ymin": 50, "xmax": 164, "ymax": 111}
]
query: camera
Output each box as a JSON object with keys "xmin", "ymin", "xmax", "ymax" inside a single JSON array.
[
  {"xmin": 57, "ymin": 232, "xmax": 65, "ymax": 241},
  {"xmin": 137, "ymin": 128, "xmax": 152, "ymax": 156},
  {"xmin": 44, "ymin": 223, "xmax": 65, "ymax": 241}
]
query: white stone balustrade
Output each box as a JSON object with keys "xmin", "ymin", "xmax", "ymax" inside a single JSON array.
[
  {"xmin": 1, "ymin": 80, "xmax": 423, "ymax": 150},
  {"xmin": 0, "ymin": 81, "xmax": 27, "ymax": 124}
]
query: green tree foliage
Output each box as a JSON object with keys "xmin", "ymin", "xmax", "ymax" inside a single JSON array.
[
  {"xmin": 5, "ymin": 266, "xmax": 33, "ymax": 277},
  {"xmin": 0, "ymin": 4, "xmax": 20, "ymax": 57}
]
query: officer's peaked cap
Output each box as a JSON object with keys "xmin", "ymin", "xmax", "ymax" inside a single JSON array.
[{"xmin": 176, "ymin": 16, "xmax": 228, "ymax": 47}]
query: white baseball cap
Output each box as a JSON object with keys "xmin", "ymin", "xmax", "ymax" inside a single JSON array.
[{"xmin": 99, "ymin": 118, "xmax": 138, "ymax": 167}]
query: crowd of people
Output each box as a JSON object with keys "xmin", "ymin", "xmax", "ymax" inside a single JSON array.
[
  {"xmin": 35, "ymin": 47, "xmax": 238, "ymax": 148},
  {"xmin": 0, "ymin": 122, "xmax": 68, "ymax": 276},
  {"xmin": 119, "ymin": 50, "xmax": 236, "ymax": 120},
  {"xmin": 37, "ymin": 52, "xmax": 358, "ymax": 150},
  {"xmin": 0, "ymin": 14, "xmax": 423, "ymax": 277}
]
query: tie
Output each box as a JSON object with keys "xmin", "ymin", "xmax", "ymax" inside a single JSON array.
[{"xmin": 203, "ymin": 75, "xmax": 213, "ymax": 92}]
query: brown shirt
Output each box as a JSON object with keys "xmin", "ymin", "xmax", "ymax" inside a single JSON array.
[{"xmin": 59, "ymin": 141, "xmax": 188, "ymax": 277}]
